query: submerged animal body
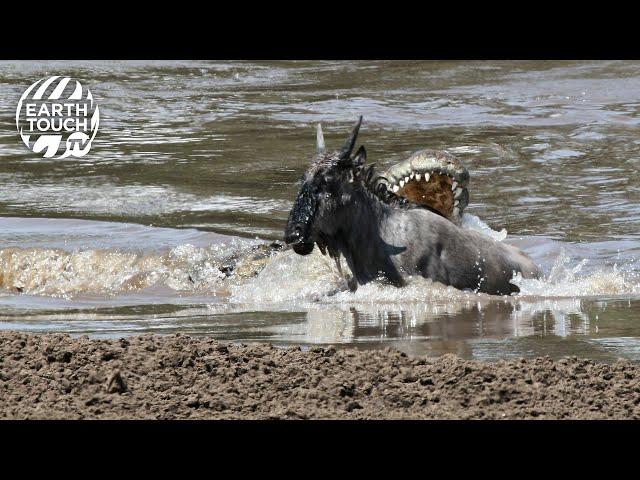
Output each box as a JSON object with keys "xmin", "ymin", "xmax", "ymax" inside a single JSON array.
[{"xmin": 284, "ymin": 117, "xmax": 541, "ymax": 295}]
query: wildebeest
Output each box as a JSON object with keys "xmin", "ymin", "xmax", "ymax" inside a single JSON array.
[{"xmin": 284, "ymin": 116, "xmax": 541, "ymax": 295}]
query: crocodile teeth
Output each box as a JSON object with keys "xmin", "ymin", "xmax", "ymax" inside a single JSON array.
[
  {"xmin": 415, "ymin": 173, "xmax": 421, "ymax": 181},
  {"xmin": 405, "ymin": 176, "xmax": 410, "ymax": 183},
  {"xmin": 410, "ymin": 172, "xmax": 415, "ymax": 179},
  {"xmin": 424, "ymin": 173, "xmax": 430, "ymax": 182},
  {"xmin": 400, "ymin": 180, "xmax": 405, "ymax": 188},
  {"xmin": 454, "ymin": 200, "xmax": 459, "ymax": 206},
  {"xmin": 451, "ymin": 181, "xmax": 458, "ymax": 191},
  {"xmin": 392, "ymin": 185, "xmax": 399, "ymax": 193},
  {"xmin": 454, "ymin": 187, "xmax": 462, "ymax": 198}
]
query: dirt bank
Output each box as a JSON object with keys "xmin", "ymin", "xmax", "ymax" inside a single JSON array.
[{"xmin": 0, "ymin": 331, "xmax": 638, "ymax": 419}]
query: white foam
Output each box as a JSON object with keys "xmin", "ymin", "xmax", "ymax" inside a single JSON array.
[
  {"xmin": 229, "ymin": 249, "xmax": 344, "ymax": 303},
  {"xmin": 460, "ymin": 213, "xmax": 508, "ymax": 241},
  {"xmin": 0, "ymin": 238, "xmax": 256, "ymax": 299},
  {"xmin": 512, "ymin": 248, "xmax": 640, "ymax": 297},
  {"xmin": 1, "ymin": 215, "xmax": 638, "ymax": 305},
  {"xmin": 230, "ymin": 249, "xmax": 489, "ymax": 306}
]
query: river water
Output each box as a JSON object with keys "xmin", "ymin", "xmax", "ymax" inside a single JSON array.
[{"xmin": 0, "ymin": 60, "xmax": 639, "ymax": 362}]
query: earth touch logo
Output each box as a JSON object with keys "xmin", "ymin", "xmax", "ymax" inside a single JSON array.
[{"xmin": 15, "ymin": 76, "xmax": 100, "ymax": 158}]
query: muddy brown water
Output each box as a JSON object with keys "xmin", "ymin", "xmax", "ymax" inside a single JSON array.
[{"xmin": 0, "ymin": 61, "xmax": 639, "ymax": 362}]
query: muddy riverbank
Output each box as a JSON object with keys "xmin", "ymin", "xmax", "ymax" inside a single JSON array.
[{"xmin": 0, "ymin": 331, "xmax": 638, "ymax": 419}]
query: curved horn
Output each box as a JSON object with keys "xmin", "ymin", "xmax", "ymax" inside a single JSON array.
[
  {"xmin": 316, "ymin": 123, "xmax": 325, "ymax": 154},
  {"xmin": 339, "ymin": 116, "xmax": 363, "ymax": 159}
]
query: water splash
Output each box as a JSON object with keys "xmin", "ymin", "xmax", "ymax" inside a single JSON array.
[
  {"xmin": 460, "ymin": 213, "xmax": 508, "ymax": 241},
  {"xmin": 229, "ymin": 213, "xmax": 508, "ymax": 305},
  {"xmin": 512, "ymin": 248, "xmax": 640, "ymax": 297},
  {"xmin": 0, "ymin": 239, "xmax": 257, "ymax": 299},
  {"xmin": 229, "ymin": 248, "xmax": 344, "ymax": 303},
  {"xmin": 0, "ymin": 216, "xmax": 638, "ymax": 303}
]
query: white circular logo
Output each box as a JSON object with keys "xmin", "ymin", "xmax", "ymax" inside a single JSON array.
[{"xmin": 15, "ymin": 76, "xmax": 100, "ymax": 159}]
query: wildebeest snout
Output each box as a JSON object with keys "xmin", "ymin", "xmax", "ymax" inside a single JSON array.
[
  {"xmin": 285, "ymin": 180, "xmax": 318, "ymax": 255},
  {"xmin": 284, "ymin": 223, "xmax": 315, "ymax": 255}
]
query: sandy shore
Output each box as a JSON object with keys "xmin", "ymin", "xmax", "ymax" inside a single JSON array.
[{"xmin": 0, "ymin": 331, "xmax": 638, "ymax": 419}]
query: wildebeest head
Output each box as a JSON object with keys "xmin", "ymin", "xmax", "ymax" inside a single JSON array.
[{"xmin": 284, "ymin": 116, "xmax": 366, "ymax": 255}]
